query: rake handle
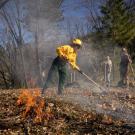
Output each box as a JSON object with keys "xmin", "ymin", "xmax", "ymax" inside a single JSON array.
[{"xmin": 78, "ymin": 69, "xmax": 104, "ymax": 90}]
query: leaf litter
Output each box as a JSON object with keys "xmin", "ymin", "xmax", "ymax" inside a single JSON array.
[{"xmin": 0, "ymin": 88, "xmax": 134, "ymax": 135}]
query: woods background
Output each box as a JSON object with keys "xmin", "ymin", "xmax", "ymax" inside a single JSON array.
[{"xmin": 0, "ymin": 0, "xmax": 134, "ymax": 89}]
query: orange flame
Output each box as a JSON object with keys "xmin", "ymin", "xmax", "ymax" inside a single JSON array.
[
  {"xmin": 17, "ymin": 89, "xmax": 45, "ymax": 123},
  {"xmin": 34, "ymin": 97, "xmax": 45, "ymax": 123}
]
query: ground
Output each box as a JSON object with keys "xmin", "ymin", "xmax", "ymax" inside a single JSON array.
[{"xmin": 0, "ymin": 86, "xmax": 134, "ymax": 135}]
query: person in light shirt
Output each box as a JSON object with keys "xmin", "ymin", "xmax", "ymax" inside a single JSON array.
[{"xmin": 104, "ymin": 56, "xmax": 112, "ymax": 88}]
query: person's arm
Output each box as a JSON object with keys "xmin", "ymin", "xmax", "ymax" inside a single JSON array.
[
  {"xmin": 66, "ymin": 51, "xmax": 80, "ymax": 70},
  {"xmin": 128, "ymin": 55, "xmax": 132, "ymax": 63},
  {"xmin": 69, "ymin": 57, "xmax": 80, "ymax": 70}
]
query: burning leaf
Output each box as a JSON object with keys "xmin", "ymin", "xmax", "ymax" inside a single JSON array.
[
  {"xmin": 34, "ymin": 97, "xmax": 45, "ymax": 123},
  {"xmin": 17, "ymin": 89, "xmax": 45, "ymax": 123}
]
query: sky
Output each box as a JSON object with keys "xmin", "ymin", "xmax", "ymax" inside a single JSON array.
[
  {"xmin": 61, "ymin": 0, "xmax": 89, "ymax": 17},
  {"xmin": 0, "ymin": 0, "xmax": 101, "ymax": 44},
  {"xmin": 60, "ymin": 0, "xmax": 101, "ymax": 37},
  {"xmin": 60, "ymin": 0, "xmax": 89, "ymax": 38}
]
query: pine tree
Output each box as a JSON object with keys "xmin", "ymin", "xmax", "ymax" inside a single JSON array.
[{"xmin": 100, "ymin": 0, "xmax": 135, "ymax": 47}]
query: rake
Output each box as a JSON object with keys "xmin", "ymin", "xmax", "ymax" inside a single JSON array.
[{"xmin": 78, "ymin": 70, "xmax": 106, "ymax": 91}]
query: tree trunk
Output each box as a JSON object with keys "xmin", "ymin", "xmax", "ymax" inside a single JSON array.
[
  {"xmin": 0, "ymin": 71, "xmax": 9, "ymax": 89},
  {"xmin": 35, "ymin": 33, "xmax": 42, "ymax": 87},
  {"xmin": 20, "ymin": 48, "xmax": 28, "ymax": 88}
]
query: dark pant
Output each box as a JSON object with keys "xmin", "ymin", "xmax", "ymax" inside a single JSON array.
[
  {"xmin": 42, "ymin": 57, "xmax": 67, "ymax": 94},
  {"xmin": 119, "ymin": 66, "xmax": 129, "ymax": 86}
]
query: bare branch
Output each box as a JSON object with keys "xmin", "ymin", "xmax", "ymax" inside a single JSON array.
[{"xmin": 0, "ymin": 0, "xmax": 9, "ymax": 9}]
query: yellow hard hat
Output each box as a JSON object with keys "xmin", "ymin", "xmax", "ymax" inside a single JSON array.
[{"xmin": 72, "ymin": 38, "xmax": 82, "ymax": 47}]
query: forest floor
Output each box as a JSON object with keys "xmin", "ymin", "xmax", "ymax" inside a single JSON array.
[{"xmin": 0, "ymin": 85, "xmax": 134, "ymax": 135}]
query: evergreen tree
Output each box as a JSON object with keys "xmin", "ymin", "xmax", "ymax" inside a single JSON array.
[{"xmin": 99, "ymin": 0, "xmax": 135, "ymax": 47}]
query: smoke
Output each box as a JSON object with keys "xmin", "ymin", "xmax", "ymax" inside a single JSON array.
[
  {"xmin": 19, "ymin": 0, "xmax": 71, "ymax": 87},
  {"xmin": 18, "ymin": 0, "xmax": 135, "ymax": 124},
  {"xmin": 24, "ymin": 0, "xmax": 72, "ymax": 56},
  {"xmin": 0, "ymin": 0, "xmax": 67, "ymax": 88},
  {"xmin": 24, "ymin": 0, "xmax": 103, "ymax": 89},
  {"xmin": 2, "ymin": 0, "xmax": 134, "ymax": 124},
  {"xmin": 0, "ymin": 0, "xmax": 104, "ymax": 89}
]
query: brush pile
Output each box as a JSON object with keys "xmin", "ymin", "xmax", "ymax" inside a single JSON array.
[{"xmin": 0, "ymin": 88, "xmax": 134, "ymax": 135}]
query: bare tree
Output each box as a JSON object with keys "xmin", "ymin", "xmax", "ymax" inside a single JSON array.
[
  {"xmin": 0, "ymin": 0, "xmax": 9, "ymax": 9},
  {"xmin": 0, "ymin": 0, "xmax": 64, "ymax": 88},
  {"xmin": 0, "ymin": 0, "xmax": 28, "ymax": 88},
  {"xmin": 25, "ymin": 0, "xmax": 64, "ymax": 86}
]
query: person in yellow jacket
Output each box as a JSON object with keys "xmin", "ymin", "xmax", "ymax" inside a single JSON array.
[{"xmin": 42, "ymin": 39, "xmax": 82, "ymax": 95}]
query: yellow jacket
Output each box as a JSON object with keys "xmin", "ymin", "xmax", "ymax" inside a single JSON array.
[{"xmin": 56, "ymin": 45, "xmax": 79, "ymax": 70}]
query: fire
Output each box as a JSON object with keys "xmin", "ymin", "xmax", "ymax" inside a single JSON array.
[{"xmin": 17, "ymin": 89, "xmax": 45, "ymax": 123}]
